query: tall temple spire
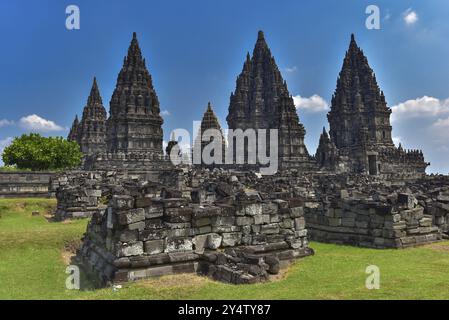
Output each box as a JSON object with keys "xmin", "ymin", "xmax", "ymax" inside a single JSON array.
[
  {"xmin": 77, "ymin": 77, "xmax": 107, "ymax": 155},
  {"xmin": 87, "ymin": 77, "xmax": 102, "ymax": 106},
  {"xmin": 194, "ymin": 102, "xmax": 225, "ymax": 167},
  {"xmin": 226, "ymin": 30, "xmax": 309, "ymax": 168},
  {"xmin": 328, "ymin": 33, "xmax": 393, "ymax": 150},
  {"xmin": 68, "ymin": 115, "xmax": 79, "ymax": 142},
  {"xmin": 107, "ymin": 32, "xmax": 163, "ymax": 154}
]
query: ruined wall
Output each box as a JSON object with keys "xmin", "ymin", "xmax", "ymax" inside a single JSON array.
[
  {"xmin": 78, "ymin": 186, "xmax": 312, "ymax": 285},
  {"xmin": 51, "ymin": 169, "xmax": 183, "ymax": 220},
  {"xmin": 304, "ymin": 193, "xmax": 441, "ymax": 248},
  {"xmin": 83, "ymin": 152, "xmax": 172, "ymax": 172},
  {"xmin": 0, "ymin": 171, "xmax": 54, "ymax": 198},
  {"xmin": 303, "ymin": 174, "xmax": 449, "ymax": 248}
]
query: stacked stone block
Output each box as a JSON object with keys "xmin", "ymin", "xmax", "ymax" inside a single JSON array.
[
  {"xmin": 78, "ymin": 184, "xmax": 312, "ymax": 285},
  {"xmin": 53, "ymin": 172, "xmax": 106, "ymax": 220},
  {"xmin": 305, "ymin": 191, "xmax": 442, "ymax": 248}
]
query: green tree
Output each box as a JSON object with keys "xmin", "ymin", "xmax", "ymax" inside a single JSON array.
[{"xmin": 2, "ymin": 133, "xmax": 83, "ymax": 171}]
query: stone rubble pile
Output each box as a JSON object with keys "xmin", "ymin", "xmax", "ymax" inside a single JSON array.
[
  {"xmin": 77, "ymin": 177, "xmax": 313, "ymax": 285},
  {"xmin": 199, "ymin": 248, "xmax": 283, "ymax": 284},
  {"xmin": 48, "ymin": 168, "xmax": 449, "ymax": 286},
  {"xmin": 302, "ymin": 174, "xmax": 449, "ymax": 248}
]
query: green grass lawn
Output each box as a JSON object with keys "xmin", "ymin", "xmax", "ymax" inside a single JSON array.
[{"xmin": 1, "ymin": 198, "xmax": 449, "ymax": 300}]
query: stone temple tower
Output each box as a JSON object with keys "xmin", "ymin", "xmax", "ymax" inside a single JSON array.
[
  {"xmin": 193, "ymin": 102, "xmax": 226, "ymax": 167},
  {"xmin": 68, "ymin": 115, "xmax": 79, "ymax": 143},
  {"xmin": 106, "ymin": 32, "xmax": 164, "ymax": 155},
  {"xmin": 76, "ymin": 77, "xmax": 107, "ymax": 155},
  {"xmin": 328, "ymin": 34, "xmax": 393, "ymax": 151},
  {"xmin": 226, "ymin": 31, "xmax": 309, "ymax": 169},
  {"xmin": 325, "ymin": 34, "xmax": 428, "ymax": 175}
]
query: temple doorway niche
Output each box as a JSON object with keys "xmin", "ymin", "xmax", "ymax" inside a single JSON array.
[{"xmin": 368, "ymin": 155, "xmax": 377, "ymax": 175}]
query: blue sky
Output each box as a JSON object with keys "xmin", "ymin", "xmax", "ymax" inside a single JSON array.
[{"xmin": 1, "ymin": 0, "xmax": 449, "ymax": 173}]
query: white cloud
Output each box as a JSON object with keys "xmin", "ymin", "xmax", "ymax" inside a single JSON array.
[
  {"xmin": 293, "ymin": 94, "xmax": 329, "ymax": 113},
  {"xmin": 285, "ymin": 66, "xmax": 297, "ymax": 73},
  {"xmin": 0, "ymin": 137, "xmax": 13, "ymax": 149},
  {"xmin": 161, "ymin": 110, "xmax": 171, "ymax": 116},
  {"xmin": 403, "ymin": 8, "xmax": 418, "ymax": 25},
  {"xmin": 0, "ymin": 119, "xmax": 14, "ymax": 128},
  {"xmin": 392, "ymin": 136, "xmax": 402, "ymax": 146},
  {"xmin": 433, "ymin": 116, "xmax": 449, "ymax": 129},
  {"xmin": 0, "ymin": 137, "xmax": 13, "ymax": 164},
  {"xmin": 391, "ymin": 96, "xmax": 449, "ymax": 122},
  {"xmin": 19, "ymin": 114, "xmax": 65, "ymax": 132},
  {"xmin": 390, "ymin": 95, "xmax": 449, "ymax": 173}
]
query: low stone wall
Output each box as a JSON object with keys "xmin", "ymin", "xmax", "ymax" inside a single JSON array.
[
  {"xmin": 78, "ymin": 187, "xmax": 312, "ymax": 285},
  {"xmin": 305, "ymin": 192, "xmax": 441, "ymax": 248},
  {"xmin": 52, "ymin": 172, "xmax": 107, "ymax": 220},
  {"xmin": 0, "ymin": 171, "xmax": 55, "ymax": 198},
  {"xmin": 51, "ymin": 169, "xmax": 183, "ymax": 220}
]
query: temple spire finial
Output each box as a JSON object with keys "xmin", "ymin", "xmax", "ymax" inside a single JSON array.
[{"xmin": 88, "ymin": 76, "xmax": 102, "ymax": 105}]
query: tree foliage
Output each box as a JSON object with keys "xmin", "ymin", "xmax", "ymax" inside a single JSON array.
[{"xmin": 2, "ymin": 133, "xmax": 83, "ymax": 171}]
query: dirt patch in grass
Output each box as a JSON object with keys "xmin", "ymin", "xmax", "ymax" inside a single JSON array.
[
  {"xmin": 425, "ymin": 242, "xmax": 449, "ymax": 253},
  {"xmin": 136, "ymin": 262, "xmax": 293, "ymax": 289},
  {"xmin": 268, "ymin": 266, "xmax": 291, "ymax": 282},
  {"xmin": 61, "ymin": 239, "xmax": 82, "ymax": 265},
  {"xmin": 137, "ymin": 273, "xmax": 212, "ymax": 289},
  {"xmin": 14, "ymin": 202, "xmax": 27, "ymax": 211}
]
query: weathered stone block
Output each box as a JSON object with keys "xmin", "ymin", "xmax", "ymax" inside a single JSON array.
[
  {"xmin": 139, "ymin": 229, "xmax": 167, "ymax": 241},
  {"xmin": 254, "ymin": 214, "xmax": 270, "ymax": 225},
  {"xmin": 86, "ymin": 189, "xmax": 102, "ymax": 197},
  {"xmin": 118, "ymin": 208, "xmax": 145, "ymax": 225},
  {"xmin": 196, "ymin": 225, "xmax": 212, "ymax": 234},
  {"xmin": 112, "ymin": 195, "xmax": 134, "ymax": 210},
  {"xmin": 117, "ymin": 241, "xmax": 144, "ymax": 257},
  {"xmin": 260, "ymin": 223, "xmax": 280, "ymax": 234},
  {"xmin": 165, "ymin": 238, "xmax": 193, "ymax": 252},
  {"xmin": 290, "ymin": 207, "xmax": 304, "ymax": 218},
  {"xmin": 144, "ymin": 240, "xmax": 165, "ymax": 255},
  {"xmin": 221, "ymin": 232, "xmax": 242, "ymax": 247},
  {"xmin": 262, "ymin": 202, "xmax": 278, "ymax": 215},
  {"xmin": 328, "ymin": 217, "xmax": 342, "ymax": 227},
  {"xmin": 127, "ymin": 221, "xmax": 145, "ymax": 231},
  {"xmin": 193, "ymin": 217, "xmax": 211, "ymax": 227},
  {"xmin": 117, "ymin": 230, "xmax": 139, "ymax": 243},
  {"xmin": 280, "ymin": 218, "xmax": 293, "ymax": 229},
  {"xmin": 166, "ymin": 228, "xmax": 194, "ymax": 237},
  {"xmin": 295, "ymin": 229, "xmax": 307, "ymax": 237},
  {"xmin": 419, "ymin": 217, "xmax": 433, "ymax": 227},
  {"xmin": 341, "ymin": 217, "xmax": 355, "ymax": 227},
  {"xmin": 245, "ymin": 203, "xmax": 262, "ymax": 216},
  {"xmin": 207, "ymin": 233, "xmax": 222, "ymax": 249},
  {"xmin": 192, "ymin": 234, "xmax": 208, "ymax": 252},
  {"xmin": 144, "ymin": 205, "xmax": 164, "ymax": 219},
  {"xmin": 161, "ymin": 198, "xmax": 188, "ymax": 208},
  {"xmin": 211, "ymin": 216, "xmax": 235, "ymax": 226},
  {"xmin": 236, "ymin": 216, "xmax": 254, "ymax": 226}
]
